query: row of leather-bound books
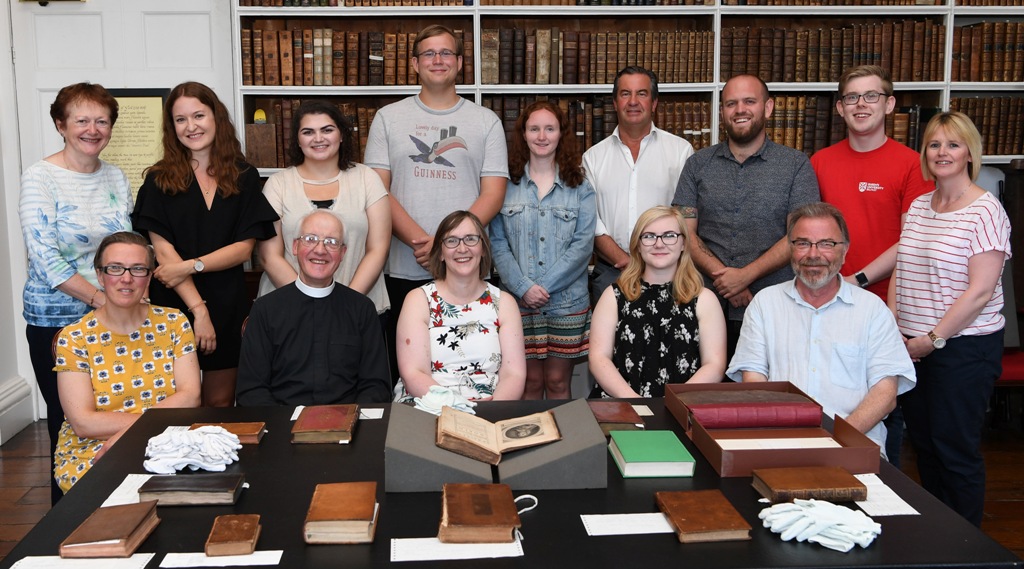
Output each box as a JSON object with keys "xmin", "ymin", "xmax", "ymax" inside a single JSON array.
[
  {"xmin": 721, "ymin": 20, "xmax": 946, "ymax": 85},
  {"xmin": 951, "ymin": 21, "xmax": 1024, "ymax": 83},
  {"xmin": 950, "ymin": 96, "xmax": 1024, "ymax": 156},
  {"xmin": 244, "ymin": 99, "xmax": 380, "ymax": 169}
]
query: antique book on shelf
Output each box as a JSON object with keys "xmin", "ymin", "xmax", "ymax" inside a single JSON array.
[
  {"xmin": 252, "ymin": 30, "xmax": 265, "ymax": 86},
  {"xmin": 292, "ymin": 404, "xmax": 359, "ymax": 443},
  {"xmin": 279, "ymin": 29, "xmax": 294, "ymax": 86},
  {"xmin": 535, "ymin": 28, "xmax": 551, "ymax": 85},
  {"xmin": 206, "ymin": 514, "xmax": 261, "ymax": 557},
  {"xmin": 480, "ymin": 28, "xmax": 499, "ymax": 85},
  {"xmin": 358, "ymin": 31, "xmax": 369, "ymax": 85},
  {"xmin": 346, "ymin": 31, "xmax": 359, "ymax": 86},
  {"xmin": 462, "ymin": 29, "xmax": 474, "ymax": 85},
  {"xmin": 332, "ymin": 29, "xmax": 345, "ymax": 87},
  {"xmin": 608, "ymin": 430, "xmax": 695, "ymax": 478},
  {"xmin": 498, "ymin": 28, "xmax": 513, "ymax": 84},
  {"xmin": 302, "ymin": 28, "xmax": 314, "ymax": 86},
  {"xmin": 438, "ymin": 483, "xmax": 521, "ymax": 544},
  {"xmin": 512, "ymin": 28, "xmax": 525, "ymax": 84},
  {"xmin": 605, "ymin": 31, "xmax": 618, "ymax": 83},
  {"xmin": 368, "ymin": 31, "xmax": 384, "ymax": 86},
  {"xmin": 138, "ymin": 472, "xmax": 245, "ymax": 506},
  {"xmin": 59, "ymin": 501, "xmax": 160, "ymax": 558},
  {"xmin": 263, "ymin": 29, "xmax": 280, "ymax": 86},
  {"xmin": 244, "ymin": 123, "xmax": 277, "ymax": 169},
  {"xmin": 383, "ymin": 32, "xmax": 397, "ymax": 85},
  {"xmin": 911, "ymin": 20, "xmax": 926, "ymax": 82},
  {"xmin": 273, "ymin": 101, "xmax": 284, "ymax": 168},
  {"xmin": 241, "ymin": 28, "xmax": 253, "ymax": 86},
  {"xmin": 550, "ymin": 27, "xmax": 561, "ymax": 84},
  {"xmin": 292, "ymin": 28, "xmax": 304, "ymax": 88},
  {"xmin": 397, "ymin": 32, "xmax": 408, "ymax": 85},
  {"xmin": 783, "ymin": 29, "xmax": 796, "ymax": 82},
  {"xmin": 436, "ymin": 405, "xmax": 562, "ymax": 465},
  {"xmin": 312, "ymin": 28, "xmax": 325, "ymax": 86},
  {"xmin": 322, "ymin": 29, "xmax": 333, "ymax": 86},
  {"xmin": 304, "ymin": 481, "xmax": 378, "ymax": 544},
  {"xmin": 588, "ymin": 400, "xmax": 644, "ymax": 436},
  {"xmin": 752, "ymin": 466, "xmax": 868, "ymax": 504},
  {"xmin": 406, "ymin": 32, "xmax": 417, "ymax": 85},
  {"xmin": 563, "ymin": 30, "xmax": 578, "ymax": 84},
  {"xmin": 594, "ymin": 32, "xmax": 607, "ymax": 85},
  {"xmin": 578, "ymin": 31, "xmax": 590, "ymax": 84},
  {"xmin": 524, "ymin": 32, "xmax": 537, "ymax": 85},
  {"xmin": 190, "ymin": 422, "xmax": 266, "ymax": 444},
  {"xmin": 655, "ymin": 490, "xmax": 751, "ymax": 543},
  {"xmin": 795, "ymin": 30, "xmax": 808, "ymax": 82},
  {"xmin": 981, "ymin": 20, "xmax": 995, "ymax": 81}
]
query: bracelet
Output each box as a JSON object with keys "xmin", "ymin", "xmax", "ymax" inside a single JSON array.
[
  {"xmin": 89, "ymin": 290, "xmax": 100, "ymax": 306},
  {"xmin": 187, "ymin": 300, "xmax": 207, "ymax": 313}
]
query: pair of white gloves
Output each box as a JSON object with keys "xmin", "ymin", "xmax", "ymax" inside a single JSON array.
[
  {"xmin": 759, "ymin": 499, "xmax": 882, "ymax": 552},
  {"xmin": 143, "ymin": 426, "xmax": 242, "ymax": 474},
  {"xmin": 412, "ymin": 385, "xmax": 478, "ymax": 415}
]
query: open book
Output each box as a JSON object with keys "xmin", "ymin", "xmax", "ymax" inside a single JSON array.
[{"xmin": 435, "ymin": 406, "xmax": 561, "ymax": 465}]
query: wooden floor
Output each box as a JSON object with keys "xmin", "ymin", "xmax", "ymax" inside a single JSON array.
[{"xmin": 1, "ymin": 418, "xmax": 1022, "ymax": 563}]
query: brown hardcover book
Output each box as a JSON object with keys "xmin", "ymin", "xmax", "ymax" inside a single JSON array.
[
  {"xmin": 384, "ymin": 32, "xmax": 397, "ymax": 85},
  {"xmin": 245, "ymin": 123, "xmax": 276, "ymax": 168},
  {"xmin": 911, "ymin": 20, "xmax": 926, "ymax": 82},
  {"xmin": 757, "ymin": 27, "xmax": 772, "ymax": 82},
  {"xmin": 525, "ymin": 32, "xmax": 537, "ymax": 84},
  {"xmin": 563, "ymin": 30, "xmax": 578, "ymax": 85},
  {"xmin": 666, "ymin": 31, "xmax": 678, "ymax": 83},
  {"xmin": 678, "ymin": 31, "xmax": 691, "ymax": 83},
  {"xmin": 358, "ymin": 31, "xmax": 369, "ymax": 86},
  {"xmin": 802, "ymin": 95, "xmax": 817, "ymax": 156},
  {"xmin": 784, "ymin": 94, "xmax": 798, "ymax": 149},
  {"xmin": 292, "ymin": 404, "xmax": 360, "ymax": 443},
  {"xmin": 407, "ymin": 33, "xmax": 418, "ymax": 85},
  {"xmin": 588, "ymin": 400, "xmax": 645, "ymax": 436},
  {"xmin": 345, "ymin": 31, "xmax": 359, "ymax": 86},
  {"xmin": 241, "ymin": 28, "xmax": 254, "ymax": 86},
  {"xmin": 189, "ymin": 422, "xmax": 266, "ymax": 444},
  {"xmin": 732, "ymin": 27, "xmax": 750, "ymax": 78},
  {"xmin": 139, "ymin": 473, "xmax": 245, "ymax": 506},
  {"xmin": 536, "ymin": 28, "xmax": 551, "ymax": 85},
  {"xmin": 512, "ymin": 28, "xmax": 526, "ymax": 84},
  {"xmin": 312, "ymin": 28, "xmax": 325, "ymax": 86},
  {"xmin": 331, "ymin": 30, "xmax": 345, "ymax": 86},
  {"xmin": 252, "ymin": 30, "xmax": 265, "ymax": 86},
  {"xmin": 301, "ymin": 28, "xmax": 314, "ymax": 86},
  {"xmin": 897, "ymin": 20, "xmax": 912, "ymax": 81},
  {"xmin": 606, "ymin": 31, "xmax": 618, "ymax": 84},
  {"xmin": 463, "ymin": 29, "xmax": 474, "ymax": 85},
  {"xmin": 481, "ymin": 28, "xmax": 500, "ymax": 85},
  {"xmin": 438, "ymin": 484, "xmax": 521, "ymax": 544},
  {"xmin": 498, "ymin": 28, "xmax": 513, "ymax": 84},
  {"xmin": 656, "ymin": 490, "xmax": 751, "ymax": 543},
  {"xmin": 397, "ymin": 32, "xmax": 408, "ymax": 86},
  {"xmin": 719, "ymin": 27, "xmax": 733, "ymax": 80},
  {"xmin": 594, "ymin": 32, "xmax": 607, "ymax": 84},
  {"xmin": 841, "ymin": 27, "xmax": 854, "ymax": 77},
  {"xmin": 794, "ymin": 30, "xmax": 808, "ymax": 82},
  {"xmin": 206, "ymin": 514, "xmax": 261, "ymax": 557},
  {"xmin": 273, "ymin": 101, "xmax": 284, "ymax": 168},
  {"xmin": 783, "ymin": 29, "xmax": 796, "ymax": 82},
  {"xmin": 551, "ymin": 27, "xmax": 562, "ymax": 84},
  {"xmin": 435, "ymin": 406, "xmax": 561, "ymax": 465},
  {"xmin": 291, "ymin": 28, "xmax": 303, "ymax": 87},
  {"xmin": 59, "ymin": 501, "xmax": 160, "ymax": 558},
  {"xmin": 1004, "ymin": 22, "xmax": 1018, "ymax": 82},
  {"xmin": 981, "ymin": 20, "xmax": 995, "ymax": 81},
  {"xmin": 951, "ymin": 25, "xmax": 962, "ymax": 81},
  {"xmin": 263, "ymin": 30, "xmax": 280, "ymax": 86},
  {"xmin": 322, "ymin": 29, "xmax": 334, "ymax": 86},
  {"xmin": 304, "ymin": 482, "xmax": 378, "ymax": 544},
  {"xmin": 279, "ymin": 29, "xmax": 294, "ymax": 86},
  {"xmin": 752, "ymin": 466, "xmax": 868, "ymax": 503}
]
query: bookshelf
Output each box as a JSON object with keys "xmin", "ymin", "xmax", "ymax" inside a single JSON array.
[{"xmin": 231, "ymin": 1, "xmax": 1024, "ymax": 176}]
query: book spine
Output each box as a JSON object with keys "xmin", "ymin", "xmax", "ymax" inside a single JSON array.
[
  {"xmin": 481, "ymin": 29, "xmax": 500, "ymax": 85},
  {"xmin": 463, "ymin": 29, "xmax": 475, "ymax": 86},
  {"xmin": 563, "ymin": 30, "xmax": 578, "ymax": 85},
  {"xmin": 302, "ymin": 29, "xmax": 314, "ymax": 86},
  {"xmin": 253, "ymin": 29, "xmax": 265, "ymax": 86},
  {"xmin": 384, "ymin": 32, "xmax": 398, "ymax": 86},
  {"xmin": 241, "ymin": 28, "xmax": 253, "ymax": 86},
  {"xmin": 498, "ymin": 28, "xmax": 513, "ymax": 84},
  {"xmin": 332, "ymin": 30, "xmax": 345, "ymax": 86},
  {"xmin": 322, "ymin": 28, "xmax": 333, "ymax": 87},
  {"xmin": 263, "ymin": 30, "xmax": 280, "ymax": 86},
  {"xmin": 525, "ymin": 32, "xmax": 537, "ymax": 84},
  {"xmin": 312, "ymin": 28, "xmax": 324, "ymax": 86},
  {"xmin": 513, "ymin": 28, "xmax": 526, "ymax": 84},
  {"xmin": 688, "ymin": 402, "xmax": 823, "ymax": 429},
  {"xmin": 368, "ymin": 31, "xmax": 384, "ymax": 86},
  {"xmin": 536, "ymin": 29, "xmax": 551, "ymax": 85},
  {"xmin": 359, "ymin": 31, "xmax": 370, "ymax": 86}
]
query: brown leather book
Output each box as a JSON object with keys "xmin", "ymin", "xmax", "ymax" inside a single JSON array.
[
  {"xmin": 241, "ymin": 28, "xmax": 254, "ymax": 86},
  {"xmin": 605, "ymin": 31, "xmax": 618, "ymax": 84},
  {"xmin": 139, "ymin": 473, "xmax": 245, "ymax": 506},
  {"xmin": 524, "ymin": 32, "xmax": 537, "ymax": 84},
  {"xmin": 279, "ymin": 29, "xmax": 294, "ymax": 86},
  {"xmin": 783, "ymin": 94, "xmax": 798, "ymax": 149},
  {"xmin": 463, "ymin": 29, "xmax": 474, "ymax": 85},
  {"xmin": 346, "ymin": 31, "xmax": 359, "ymax": 86},
  {"xmin": 551, "ymin": 27, "xmax": 562, "ymax": 85},
  {"xmin": 951, "ymin": 25, "xmax": 962, "ymax": 81},
  {"xmin": 358, "ymin": 31, "xmax": 369, "ymax": 85},
  {"xmin": 367, "ymin": 31, "xmax": 385, "ymax": 86},
  {"xmin": 911, "ymin": 20, "xmax": 926, "ymax": 82},
  {"xmin": 899, "ymin": 20, "xmax": 914, "ymax": 81},
  {"xmin": 666, "ymin": 31, "xmax": 678, "ymax": 83},
  {"xmin": 397, "ymin": 32, "xmax": 408, "ymax": 86},
  {"xmin": 481, "ymin": 28, "xmax": 500, "ymax": 85},
  {"xmin": 1004, "ymin": 22, "xmax": 1018, "ymax": 82},
  {"xmin": 588, "ymin": 400, "xmax": 644, "ymax": 436},
  {"xmin": 302, "ymin": 28, "xmax": 314, "ymax": 86},
  {"xmin": 829, "ymin": 27, "xmax": 843, "ymax": 82},
  {"xmin": 190, "ymin": 422, "xmax": 266, "ymax": 444},
  {"xmin": 292, "ymin": 28, "xmax": 304, "ymax": 88},
  {"xmin": 795, "ymin": 30, "xmax": 808, "ymax": 82},
  {"xmin": 718, "ymin": 27, "xmax": 732, "ymax": 81},
  {"xmin": 578, "ymin": 31, "xmax": 590, "ymax": 84},
  {"xmin": 535, "ymin": 28, "xmax": 551, "ymax": 85},
  {"xmin": 512, "ymin": 28, "xmax": 526, "ymax": 85},
  {"xmin": 331, "ymin": 30, "xmax": 345, "ymax": 87},
  {"xmin": 758, "ymin": 28, "xmax": 773, "ymax": 82},
  {"xmin": 438, "ymin": 483, "xmax": 521, "ymax": 544},
  {"xmin": 783, "ymin": 29, "xmax": 796, "ymax": 82},
  {"xmin": 563, "ymin": 30, "xmax": 578, "ymax": 85},
  {"xmin": 60, "ymin": 501, "xmax": 160, "ymax": 558},
  {"xmin": 435, "ymin": 406, "xmax": 561, "ymax": 465},
  {"xmin": 498, "ymin": 28, "xmax": 513, "ymax": 84},
  {"xmin": 273, "ymin": 101, "xmax": 284, "ymax": 168},
  {"xmin": 656, "ymin": 490, "xmax": 751, "ymax": 543},
  {"xmin": 981, "ymin": 20, "xmax": 995, "ymax": 81},
  {"xmin": 320, "ymin": 29, "xmax": 332, "ymax": 86},
  {"xmin": 292, "ymin": 404, "xmax": 359, "ymax": 443},
  {"xmin": 206, "ymin": 514, "xmax": 261, "ymax": 557},
  {"xmin": 263, "ymin": 29, "xmax": 280, "ymax": 86},
  {"xmin": 245, "ymin": 123, "xmax": 277, "ymax": 168},
  {"xmin": 594, "ymin": 32, "xmax": 607, "ymax": 84},
  {"xmin": 304, "ymin": 482, "xmax": 378, "ymax": 544},
  {"xmin": 252, "ymin": 30, "xmax": 265, "ymax": 86},
  {"xmin": 384, "ymin": 32, "xmax": 398, "ymax": 85},
  {"xmin": 731, "ymin": 27, "xmax": 749, "ymax": 78},
  {"xmin": 752, "ymin": 466, "xmax": 868, "ymax": 504}
]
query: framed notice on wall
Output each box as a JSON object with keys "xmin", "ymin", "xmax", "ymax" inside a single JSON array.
[{"xmin": 100, "ymin": 89, "xmax": 168, "ymax": 195}]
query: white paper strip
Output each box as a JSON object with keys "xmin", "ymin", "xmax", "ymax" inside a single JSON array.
[
  {"xmin": 855, "ymin": 473, "xmax": 920, "ymax": 516},
  {"xmin": 580, "ymin": 513, "xmax": 675, "ymax": 536},
  {"xmin": 159, "ymin": 551, "xmax": 283, "ymax": 567},
  {"xmin": 10, "ymin": 553, "xmax": 155, "ymax": 569},
  {"xmin": 390, "ymin": 536, "xmax": 524, "ymax": 562},
  {"xmin": 101, "ymin": 474, "xmax": 154, "ymax": 507}
]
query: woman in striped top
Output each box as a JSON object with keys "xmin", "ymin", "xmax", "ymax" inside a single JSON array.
[{"xmin": 889, "ymin": 111, "xmax": 1011, "ymax": 527}]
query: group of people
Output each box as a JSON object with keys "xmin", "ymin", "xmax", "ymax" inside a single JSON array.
[{"xmin": 20, "ymin": 24, "xmax": 1009, "ymax": 531}]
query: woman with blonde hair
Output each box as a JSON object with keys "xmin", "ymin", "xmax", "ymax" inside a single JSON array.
[{"xmin": 590, "ymin": 206, "xmax": 726, "ymax": 397}]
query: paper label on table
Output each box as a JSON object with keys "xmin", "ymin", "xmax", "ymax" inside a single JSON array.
[
  {"xmin": 855, "ymin": 473, "xmax": 920, "ymax": 516},
  {"xmin": 716, "ymin": 437, "xmax": 843, "ymax": 450},
  {"xmin": 101, "ymin": 473, "xmax": 154, "ymax": 507},
  {"xmin": 633, "ymin": 405, "xmax": 654, "ymax": 417},
  {"xmin": 290, "ymin": 406, "xmax": 304, "ymax": 421},
  {"xmin": 360, "ymin": 408, "xmax": 385, "ymax": 420},
  {"xmin": 390, "ymin": 536, "xmax": 524, "ymax": 562},
  {"xmin": 10, "ymin": 553, "xmax": 155, "ymax": 569},
  {"xmin": 160, "ymin": 551, "xmax": 283, "ymax": 567},
  {"xmin": 580, "ymin": 513, "xmax": 675, "ymax": 536}
]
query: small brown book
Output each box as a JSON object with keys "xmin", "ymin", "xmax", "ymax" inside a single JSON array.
[
  {"xmin": 438, "ymin": 483, "xmax": 521, "ymax": 544},
  {"xmin": 587, "ymin": 400, "xmax": 644, "ymax": 436},
  {"xmin": 138, "ymin": 472, "xmax": 245, "ymax": 506},
  {"xmin": 292, "ymin": 404, "xmax": 359, "ymax": 443},
  {"xmin": 206, "ymin": 514, "xmax": 261, "ymax": 557},
  {"xmin": 190, "ymin": 422, "xmax": 266, "ymax": 444},
  {"xmin": 656, "ymin": 490, "xmax": 751, "ymax": 544},
  {"xmin": 59, "ymin": 500, "xmax": 161, "ymax": 558},
  {"xmin": 435, "ymin": 406, "xmax": 561, "ymax": 465},
  {"xmin": 304, "ymin": 481, "xmax": 378, "ymax": 544},
  {"xmin": 752, "ymin": 466, "xmax": 868, "ymax": 504}
]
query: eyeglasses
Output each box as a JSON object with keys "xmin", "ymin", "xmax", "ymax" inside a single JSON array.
[
  {"xmin": 297, "ymin": 233, "xmax": 344, "ymax": 251},
  {"xmin": 100, "ymin": 265, "xmax": 152, "ymax": 277},
  {"xmin": 71, "ymin": 118, "xmax": 112, "ymax": 130},
  {"xmin": 840, "ymin": 91, "xmax": 888, "ymax": 105},
  {"xmin": 442, "ymin": 234, "xmax": 482, "ymax": 248},
  {"xmin": 416, "ymin": 49, "xmax": 458, "ymax": 60},
  {"xmin": 640, "ymin": 231, "xmax": 682, "ymax": 246},
  {"xmin": 790, "ymin": 239, "xmax": 845, "ymax": 251}
]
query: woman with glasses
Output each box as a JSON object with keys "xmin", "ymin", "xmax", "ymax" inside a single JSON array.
[
  {"xmin": 490, "ymin": 101, "xmax": 596, "ymax": 399},
  {"xmin": 257, "ymin": 100, "xmax": 391, "ymax": 336},
  {"xmin": 590, "ymin": 206, "xmax": 727, "ymax": 398},
  {"xmin": 132, "ymin": 82, "xmax": 277, "ymax": 407},
  {"xmin": 393, "ymin": 210, "xmax": 526, "ymax": 402},
  {"xmin": 19, "ymin": 82, "xmax": 133, "ymax": 504},
  {"xmin": 53, "ymin": 232, "xmax": 200, "ymax": 493}
]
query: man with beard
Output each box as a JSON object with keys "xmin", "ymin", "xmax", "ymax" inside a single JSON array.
[
  {"xmin": 725, "ymin": 203, "xmax": 915, "ymax": 455},
  {"xmin": 673, "ymin": 74, "xmax": 819, "ymax": 357}
]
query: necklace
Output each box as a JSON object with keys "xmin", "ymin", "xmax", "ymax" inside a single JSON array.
[{"xmin": 934, "ymin": 182, "xmax": 972, "ymax": 213}]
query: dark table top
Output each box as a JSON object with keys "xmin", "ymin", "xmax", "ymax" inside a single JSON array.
[{"xmin": 3, "ymin": 399, "xmax": 1021, "ymax": 569}]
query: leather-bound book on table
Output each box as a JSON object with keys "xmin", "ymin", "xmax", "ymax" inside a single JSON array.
[
  {"xmin": 206, "ymin": 514, "xmax": 261, "ymax": 557},
  {"xmin": 59, "ymin": 501, "xmax": 161, "ymax": 558},
  {"xmin": 752, "ymin": 466, "xmax": 868, "ymax": 504},
  {"xmin": 138, "ymin": 473, "xmax": 245, "ymax": 506},
  {"xmin": 438, "ymin": 483, "xmax": 521, "ymax": 544},
  {"xmin": 655, "ymin": 490, "xmax": 751, "ymax": 544},
  {"xmin": 304, "ymin": 481, "xmax": 379, "ymax": 544},
  {"xmin": 292, "ymin": 404, "xmax": 359, "ymax": 443},
  {"xmin": 587, "ymin": 400, "xmax": 644, "ymax": 436},
  {"xmin": 677, "ymin": 389, "xmax": 822, "ymax": 429},
  {"xmin": 190, "ymin": 421, "xmax": 266, "ymax": 444}
]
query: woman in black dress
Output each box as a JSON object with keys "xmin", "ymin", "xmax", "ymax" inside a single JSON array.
[{"xmin": 133, "ymin": 82, "xmax": 277, "ymax": 406}]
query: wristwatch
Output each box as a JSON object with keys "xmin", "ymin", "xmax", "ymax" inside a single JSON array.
[
  {"xmin": 193, "ymin": 258, "xmax": 205, "ymax": 273},
  {"xmin": 854, "ymin": 272, "xmax": 869, "ymax": 288},
  {"xmin": 927, "ymin": 330, "xmax": 946, "ymax": 350}
]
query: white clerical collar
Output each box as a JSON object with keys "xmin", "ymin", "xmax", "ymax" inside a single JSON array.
[{"xmin": 295, "ymin": 277, "xmax": 335, "ymax": 298}]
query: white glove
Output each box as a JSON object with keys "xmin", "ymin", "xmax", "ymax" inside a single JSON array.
[
  {"xmin": 143, "ymin": 426, "xmax": 241, "ymax": 474},
  {"xmin": 759, "ymin": 499, "xmax": 881, "ymax": 553},
  {"xmin": 413, "ymin": 385, "xmax": 478, "ymax": 415}
]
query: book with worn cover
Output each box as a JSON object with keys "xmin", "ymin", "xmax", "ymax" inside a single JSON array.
[
  {"xmin": 190, "ymin": 422, "xmax": 266, "ymax": 444},
  {"xmin": 292, "ymin": 404, "xmax": 359, "ymax": 443},
  {"xmin": 138, "ymin": 472, "xmax": 245, "ymax": 506},
  {"xmin": 206, "ymin": 514, "xmax": 261, "ymax": 556},
  {"xmin": 752, "ymin": 466, "xmax": 867, "ymax": 504},
  {"xmin": 59, "ymin": 500, "xmax": 160, "ymax": 558},
  {"xmin": 438, "ymin": 483, "xmax": 521, "ymax": 544},
  {"xmin": 304, "ymin": 481, "xmax": 378, "ymax": 544},
  {"xmin": 675, "ymin": 388, "xmax": 822, "ymax": 429},
  {"xmin": 608, "ymin": 430, "xmax": 695, "ymax": 478},
  {"xmin": 435, "ymin": 406, "xmax": 561, "ymax": 465},
  {"xmin": 587, "ymin": 400, "xmax": 644, "ymax": 436},
  {"xmin": 656, "ymin": 489, "xmax": 751, "ymax": 543}
]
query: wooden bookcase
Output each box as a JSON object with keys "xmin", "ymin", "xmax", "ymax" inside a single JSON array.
[{"xmin": 231, "ymin": 1, "xmax": 1024, "ymax": 176}]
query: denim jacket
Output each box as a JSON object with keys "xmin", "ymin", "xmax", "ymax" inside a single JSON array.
[{"xmin": 490, "ymin": 165, "xmax": 597, "ymax": 315}]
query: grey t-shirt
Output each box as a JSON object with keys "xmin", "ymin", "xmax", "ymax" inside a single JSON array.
[{"xmin": 364, "ymin": 95, "xmax": 508, "ymax": 280}]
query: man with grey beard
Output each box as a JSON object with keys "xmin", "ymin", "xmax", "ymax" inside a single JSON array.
[{"xmin": 725, "ymin": 202, "xmax": 915, "ymax": 460}]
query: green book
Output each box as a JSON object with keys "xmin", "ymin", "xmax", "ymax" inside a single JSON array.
[{"xmin": 608, "ymin": 430, "xmax": 695, "ymax": 478}]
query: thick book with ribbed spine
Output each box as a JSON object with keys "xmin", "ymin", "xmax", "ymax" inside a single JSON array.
[
  {"xmin": 206, "ymin": 514, "xmax": 261, "ymax": 557},
  {"xmin": 241, "ymin": 29, "xmax": 253, "ymax": 86},
  {"xmin": 436, "ymin": 406, "xmax": 561, "ymax": 465},
  {"xmin": 292, "ymin": 404, "xmax": 359, "ymax": 443},
  {"xmin": 656, "ymin": 490, "xmax": 751, "ymax": 543},
  {"xmin": 438, "ymin": 483, "xmax": 521, "ymax": 544},
  {"xmin": 345, "ymin": 31, "xmax": 359, "ymax": 86},
  {"xmin": 674, "ymin": 388, "xmax": 822, "ymax": 430},
  {"xmin": 383, "ymin": 32, "xmax": 397, "ymax": 85},
  {"xmin": 279, "ymin": 29, "xmax": 294, "ymax": 86},
  {"xmin": 481, "ymin": 28, "xmax": 500, "ymax": 85},
  {"xmin": 304, "ymin": 482, "xmax": 378, "ymax": 544},
  {"xmin": 752, "ymin": 466, "xmax": 868, "ymax": 504},
  {"xmin": 60, "ymin": 501, "xmax": 160, "ymax": 558},
  {"xmin": 190, "ymin": 422, "xmax": 266, "ymax": 444},
  {"xmin": 608, "ymin": 430, "xmax": 695, "ymax": 478},
  {"xmin": 139, "ymin": 472, "xmax": 245, "ymax": 506},
  {"xmin": 535, "ymin": 28, "xmax": 551, "ymax": 85},
  {"xmin": 263, "ymin": 29, "xmax": 280, "ymax": 86}
]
